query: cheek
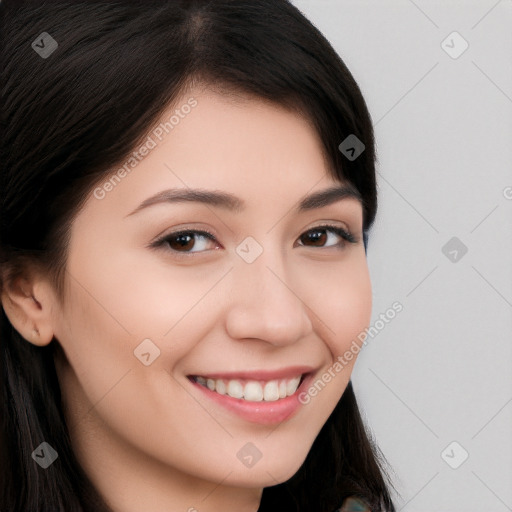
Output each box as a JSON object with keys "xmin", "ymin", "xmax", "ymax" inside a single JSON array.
[
  {"xmin": 299, "ymin": 254, "xmax": 372, "ymax": 357},
  {"xmin": 54, "ymin": 281, "xmax": 136, "ymax": 405},
  {"xmin": 65, "ymin": 238, "xmax": 231, "ymax": 343},
  {"xmin": 54, "ymin": 273, "xmax": 210, "ymax": 449}
]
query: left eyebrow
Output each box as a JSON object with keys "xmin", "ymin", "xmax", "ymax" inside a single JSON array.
[
  {"xmin": 296, "ymin": 184, "xmax": 362, "ymax": 212},
  {"xmin": 125, "ymin": 183, "xmax": 362, "ymax": 217}
]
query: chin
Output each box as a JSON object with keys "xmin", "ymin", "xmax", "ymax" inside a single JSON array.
[{"xmin": 229, "ymin": 454, "xmax": 307, "ymax": 488}]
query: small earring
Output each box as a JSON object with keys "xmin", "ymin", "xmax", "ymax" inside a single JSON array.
[{"xmin": 32, "ymin": 328, "xmax": 40, "ymax": 339}]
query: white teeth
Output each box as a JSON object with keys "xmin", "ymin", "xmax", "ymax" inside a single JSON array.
[
  {"xmin": 278, "ymin": 380, "xmax": 287, "ymax": 398},
  {"xmin": 216, "ymin": 379, "xmax": 227, "ymax": 395},
  {"xmin": 194, "ymin": 375, "xmax": 303, "ymax": 401},
  {"xmin": 244, "ymin": 381, "xmax": 263, "ymax": 402},
  {"xmin": 263, "ymin": 380, "xmax": 280, "ymax": 401},
  {"xmin": 227, "ymin": 380, "xmax": 244, "ymax": 399},
  {"xmin": 286, "ymin": 376, "xmax": 301, "ymax": 396}
]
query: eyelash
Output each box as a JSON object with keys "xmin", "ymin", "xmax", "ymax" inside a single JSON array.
[{"xmin": 150, "ymin": 224, "xmax": 358, "ymax": 258}]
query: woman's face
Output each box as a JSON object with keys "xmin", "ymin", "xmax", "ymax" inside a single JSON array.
[{"xmin": 51, "ymin": 86, "xmax": 371, "ymax": 497}]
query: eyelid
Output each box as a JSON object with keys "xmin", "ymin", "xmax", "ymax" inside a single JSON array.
[
  {"xmin": 302, "ymin": 223, "xmax": 358, "ymax": 245},
  {"xmin": 148, "ymin": 227, "xmax": 220, "ymax": 251},
  {"xmin": 149, "ymin": 222, "xmax": 359, "ymax": 258}
]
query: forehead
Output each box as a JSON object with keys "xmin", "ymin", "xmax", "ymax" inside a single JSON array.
[
  {"xmin": 158, "ymin": 88, "xmax": 329, "ymax": 179},
  {"xmin": 84, "ymin": 87, "xmax": 359, "ymax": 223}
]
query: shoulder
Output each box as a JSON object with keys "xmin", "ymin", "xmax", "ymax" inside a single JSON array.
[{"xmin": 337, "ymin": 495, "xmax": 372, "ymax": 512}]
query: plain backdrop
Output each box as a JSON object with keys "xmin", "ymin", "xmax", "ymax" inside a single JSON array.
[{"xmin": 292, "ymin": 1, "xmax": 512, "ymax": 511}]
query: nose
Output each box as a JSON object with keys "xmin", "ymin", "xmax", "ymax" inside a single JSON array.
[{"xmin": 224, "ymin": 245, "xmax": 313, "ymax": 347}]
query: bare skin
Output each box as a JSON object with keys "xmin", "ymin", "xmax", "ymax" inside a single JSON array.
[{"xmin": 2, "ymin": 85, "xmax": 372, "ymax": 512}]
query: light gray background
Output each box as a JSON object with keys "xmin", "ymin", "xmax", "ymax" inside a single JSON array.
[{"xmin": 292, "ymin": 1, "xmax": 512, "ymax": 510}]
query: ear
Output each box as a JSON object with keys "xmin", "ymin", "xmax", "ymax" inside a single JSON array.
[{"xmin": 1, "ymin": 271, "xmax": 56, "ymax": 347}]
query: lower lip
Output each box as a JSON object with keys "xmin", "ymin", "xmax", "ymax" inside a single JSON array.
[{"xmin": 189, "ymin": 374, "xmax": 314, "ymax": 425}]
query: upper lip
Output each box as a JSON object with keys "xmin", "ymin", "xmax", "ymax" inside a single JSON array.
[{"xmin": 189, "ymin": 365, "xmax": 316, "ymax": 381}]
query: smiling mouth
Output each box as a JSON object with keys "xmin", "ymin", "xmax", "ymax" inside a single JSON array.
[{"xmin": 189, "ymin": 374, "xmax": 306, "ymax": 402}]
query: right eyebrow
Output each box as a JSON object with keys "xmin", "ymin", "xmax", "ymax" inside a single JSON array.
[{"xmin": 126, "ymin": 188, "xmax": 244, "ymax": 217}]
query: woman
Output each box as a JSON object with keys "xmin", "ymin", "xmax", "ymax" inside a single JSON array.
[{"xmin": 0, "ymin": 1, "xmax": 396, "ymax": 511}]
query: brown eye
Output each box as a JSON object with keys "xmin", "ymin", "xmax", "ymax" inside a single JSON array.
[
  {"xmin": 150, "ymin": 224, "xmax": 357, "ymax": 258},
  {"xmin": 156, "ymin": 230, "xmax": 219, "ymax": 253},
  {"xmin": 297, "ymin": 225, "xmax": 357, "ymax": 248},
  {"xmin": 300, "ymin": 229, "xmax": 328, "ymax": 246},
  {"xmin": 167, "ymin": 233, "xmax": 196, "ymax": 251}
]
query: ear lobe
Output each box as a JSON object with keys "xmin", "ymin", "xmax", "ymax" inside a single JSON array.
[{"xmin": 1, "ymin": 275, "xmax": 55, "ymax": 347}]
